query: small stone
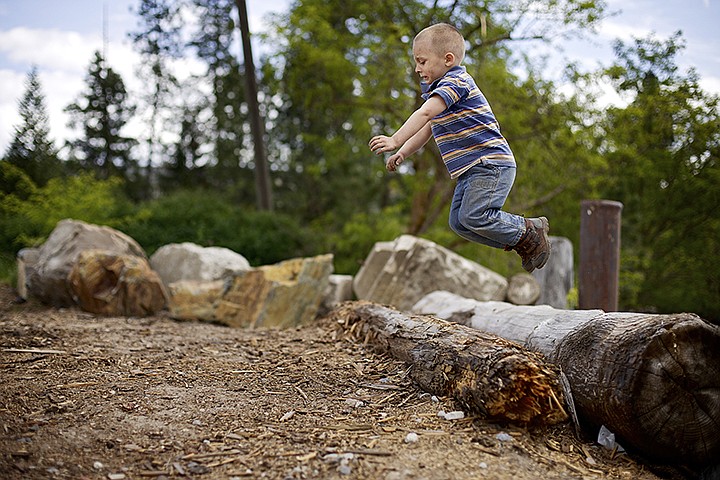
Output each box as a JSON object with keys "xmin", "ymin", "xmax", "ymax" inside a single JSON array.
[
  {"xmin": 108, "ymin": 474, "xmax": 126, "ymax": 480},
  {"xmin": 47, "ymin": 467, "xmax": 60, "ymax": 475},
  {"xmin": 437, "ymin": 410, "xmax": 446, "ymax": 418},
  {"xmin": 339, "ymin": 464, "xmax": 352, "ymax": 475},
  {"xmin": 431, "ymin": 395, "xmax": 439, "ymax": 403},
  {"xmin": 404, "ymin": 432, "xmax": 419, "ymax": 443},
  {"xmin": 479, "ymin": 462, "xmax": 488, "ymax": 469},
  {"xmin": 495, "ymin": 432, "xmax": 513, "ymax": 442},
  {"xmin": 345, "ymin": 398, "xmax": 364, "ymax": 408},
  {"xmin": 93, "ymin": 461, "xmax": 104, "ymax": 470},
  {"xmin": 187, "ymin": 462, "xmax": 210, "ymax": 474},
  {"xmin": 444, "ymin": 411, "xmax": 465, "ymax": 420},
  {"xmin": 192, "ymin": 419, "xmax": 203, "ymax": 426}
]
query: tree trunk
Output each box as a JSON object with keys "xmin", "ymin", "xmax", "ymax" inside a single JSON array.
[
  {"xmin": 236, "ymin": 0, "xmax": 272, "ymax": 211},
  {"xmin": 331, "ymin": 301, "xmax": 568, "ymax": 427},
  {"xmin": 414, "ymin": 292, "xmax": 720, "ymax": 467}
]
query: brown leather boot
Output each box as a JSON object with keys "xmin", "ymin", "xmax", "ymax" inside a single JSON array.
[{"xmin": 510, "ymin": 217, "xmax": 551, "ymax": 273}]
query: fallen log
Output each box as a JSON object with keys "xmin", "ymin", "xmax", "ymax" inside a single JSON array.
[
  {"xmin": 331, "ymin": 301, "xmax": 568, "ymax": 427},
  {"xmin": 413, "ymin": 291, "xmax": 720, "ymax": 467}
]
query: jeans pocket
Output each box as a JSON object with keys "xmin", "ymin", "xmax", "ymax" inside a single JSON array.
[{"xmin": 468, "ymin": 165, "xmax": 499, "ymax": 192}]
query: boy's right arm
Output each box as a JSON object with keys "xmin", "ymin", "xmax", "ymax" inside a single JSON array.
[
  {"xmin": 386, "ymin": 123, "xmax": 432, "ymax": 172},
  {"xmin": 369, "ymin": 95, "xmax": 446, "ymax": 156}
]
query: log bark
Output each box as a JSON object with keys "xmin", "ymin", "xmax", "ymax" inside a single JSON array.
[
  {"xmin": 414, "ymin": 292, "xmax": 720, "ymax": 467},
  {"xmin": 331, "ymin": 301, "xmax": 568, "ymax": 427}
]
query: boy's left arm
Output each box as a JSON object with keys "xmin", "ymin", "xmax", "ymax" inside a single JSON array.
[{"xmin": 369, "ymin": 95, "xmax": 446, "ymax": 155}]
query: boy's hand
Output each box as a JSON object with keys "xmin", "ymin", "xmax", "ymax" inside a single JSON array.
[
  {"xmin": 386, "ymin": 152, "xmax": 404, "ymax": 172},
  {"xmin": 368, "ymin": 135, "xmax": 399, "ymax": 155}
]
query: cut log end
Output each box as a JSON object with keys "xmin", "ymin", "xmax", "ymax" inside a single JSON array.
[
  {"xmin": 631, "ymin": 317, "xmax": 720, "ymax": 464},
  {"xmin": 452, "ymin": 354, "xmax": 568, "ymax": 425}
]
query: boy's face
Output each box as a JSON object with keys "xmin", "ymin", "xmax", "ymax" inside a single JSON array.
[{"xmin": 413, "ymin": 37, "xmax": 452, "ymax": 84}]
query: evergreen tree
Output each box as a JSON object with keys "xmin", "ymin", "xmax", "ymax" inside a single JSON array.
[
  {"xmin": 3, "ymin": 66, "xmax": 61, "ymax": 186},
  {"xmin": 130, "ymin": 0, "xmax": 183, "ymax": 170},
  {"xmin": 65, "ymin": 51, "xmax": 143, "ymax": 199}
]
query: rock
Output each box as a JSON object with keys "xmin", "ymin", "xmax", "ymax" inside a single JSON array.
[
  {"xmin": 213, "ymin": 254, "xmax": 334, "ymax": 328},
  {"xmin": 149, "ymin": 242, "xmax": 251, "ymax": 287},
  {"xmin": 319, "ymin": 274, "xmax": 354, "ymax": 315},
  {"xmin": 442, "ymin": 411, "xmax": 466, "ymax": 420},
  {"xmin": 412, "ymin": 290, "xmax": 477, "ymax": 318},
  {"xmin": 352, "ymin": 241, "xmax": 393, "ymax": 302},
  {"xmin": 68, "ymin": 250, "xmax": 168, "ymax": 316},
  {"xmin": 506, "ymin": 273, "xmax": 540, "ymax": 305},
  {"xmin": 15, "ymin": 248, "xmax": 39, "ymax": 300},
  {"xmin": 404, "ymin": 432, "xmax": 419, "ymax": 443},
  {"xmin": 531, "ymin": 236, "xmax": 574, "ymax": 308},
  {"xmin": 27, "ymin": 219, "xmax": 146, "ymax": 307},
  {"xmin": 353, "ymin": 235, "xmax": 507, "ymax": 310},
  {"xmin": 167, "ymin": 279, "xmax": 225, "ymax": 321}
]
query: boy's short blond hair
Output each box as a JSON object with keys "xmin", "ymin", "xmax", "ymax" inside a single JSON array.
[{"xmin": 414, "ymin": 23, "xmax": 465, "ymax": 64}]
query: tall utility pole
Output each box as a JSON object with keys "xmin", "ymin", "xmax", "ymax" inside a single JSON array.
[{"xmin": 236, "ymin": 0, "xmax": 273, "ymax": 210}]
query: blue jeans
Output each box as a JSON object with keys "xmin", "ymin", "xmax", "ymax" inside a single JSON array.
[{"xmin": 449, "ymin": 163, "xmax": 525, "ymax": 249}]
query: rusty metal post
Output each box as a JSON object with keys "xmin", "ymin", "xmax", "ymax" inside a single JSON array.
[{"xmin": 579, "ymin": 200, "xmax": 623, "ymax": 311}]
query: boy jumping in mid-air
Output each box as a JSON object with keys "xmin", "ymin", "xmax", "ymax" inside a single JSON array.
[{"xmin": 369, "ymin": 23, "xmax": 550, "ymax": 273}]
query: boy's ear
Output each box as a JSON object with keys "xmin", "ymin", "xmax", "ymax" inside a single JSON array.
[{"xmin": 444, "ymin": 52, "xmax": 455, "ymax": 66}]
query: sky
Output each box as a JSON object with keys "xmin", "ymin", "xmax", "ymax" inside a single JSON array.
[{"xmin": 0, "ymin": 0, "xmax": 719, "ymax": 155}]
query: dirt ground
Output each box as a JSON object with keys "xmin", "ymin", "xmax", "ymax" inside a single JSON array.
[{"xmin": 0, "ymin": 284, "xmax": 695, "ymax": 480}]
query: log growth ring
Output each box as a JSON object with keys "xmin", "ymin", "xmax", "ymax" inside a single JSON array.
[{"xmin": 633, "ymin": 317, "xmax": 720, "ymax": 465}]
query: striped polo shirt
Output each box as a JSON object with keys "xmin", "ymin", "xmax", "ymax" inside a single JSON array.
[{"xmin": 421, "ymin": 66, "xmax": 515, "ymax": 179}]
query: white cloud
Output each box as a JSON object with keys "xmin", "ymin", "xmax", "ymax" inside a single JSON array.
[
  {"xmin": 700, "ymin": 75, "xmax": 720, "ymax": 96},
  {"xmin": 0, "ymin": 27, "xmax": 101, "ymax": 72},
  {"xmin": 596, "ymin": 20, "xmax": 654, "ymax": 44},
  {"xmin": 0, "ymin": 69, "xmax": 25, "ymax": 152}
]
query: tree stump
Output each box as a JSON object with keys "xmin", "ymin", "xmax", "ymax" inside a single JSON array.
[{"xmin": 331, "ymin": 301, "xmax": 568, "ymax": 427}]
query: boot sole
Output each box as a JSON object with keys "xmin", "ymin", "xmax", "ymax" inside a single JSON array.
[{"xmin": 532, "ymin": 217, "xmax": 551, "ymax": 270}]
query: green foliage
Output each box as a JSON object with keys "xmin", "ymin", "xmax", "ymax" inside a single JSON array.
[
  {"xmin": 599, "ymin": 33, "xmax": 720, "ymax": 320},
  {"xmin": 0, "ymin": 252, "xmax": 16, "ymax": 286},
  {"xmin": 321, "ymin": 205, "xmax": 407, "ymax": 275},
  {"xmin": 0, "ymin": 173, "xmax": 131, "ymax": 252},
  {"xmin": 1, "ymin": 161, "xmax": 37, "ymax": 199},
  {"xmin": 122, "ymin": 189, "xmax": 309, "ymax": 266}
]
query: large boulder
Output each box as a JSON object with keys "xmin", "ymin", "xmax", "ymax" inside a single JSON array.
[
  {"xmin": 26, "ymin": 219, "xmax": 146, "ymax": 307},
  {"xmin": 353, "ymin": 235, "xmax": 507, "ymax": 310},
  {"xmin": 167, "ymin": 280, "xmax": 225, "ymax": 321},
  {"xmin": 171, "ymin": 254, "xmax": 334, "ymax": 328},
  {"xmin": 506, "ymin": 273, "xmax": 541, "ymax": 305},
  {"xmin": 16, "ymin": 247, "xmax": 39, "ymax": 300},
  {"xmin": 68, "ymin": 250, "xmax": 168, "ymax": 317},
  {"xmin": 149, "ymin": 242, "xmax": 251, "ymax": 287},
  {"xmin": 318, "ymin": 274, "xmax": 354, "ymax": 316}
]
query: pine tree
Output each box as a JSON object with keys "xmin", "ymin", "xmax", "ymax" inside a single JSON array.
[
  {"xmin": 130, "ymin": 0, "xmax": 182, "ymax": 170},
  {"xmin": 3, "ymin": 66, "xmax": 61, "ymax": 187},
  {"xmin": 65, "ymin": 51, "xmax": 143, "ymax": 199}
]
